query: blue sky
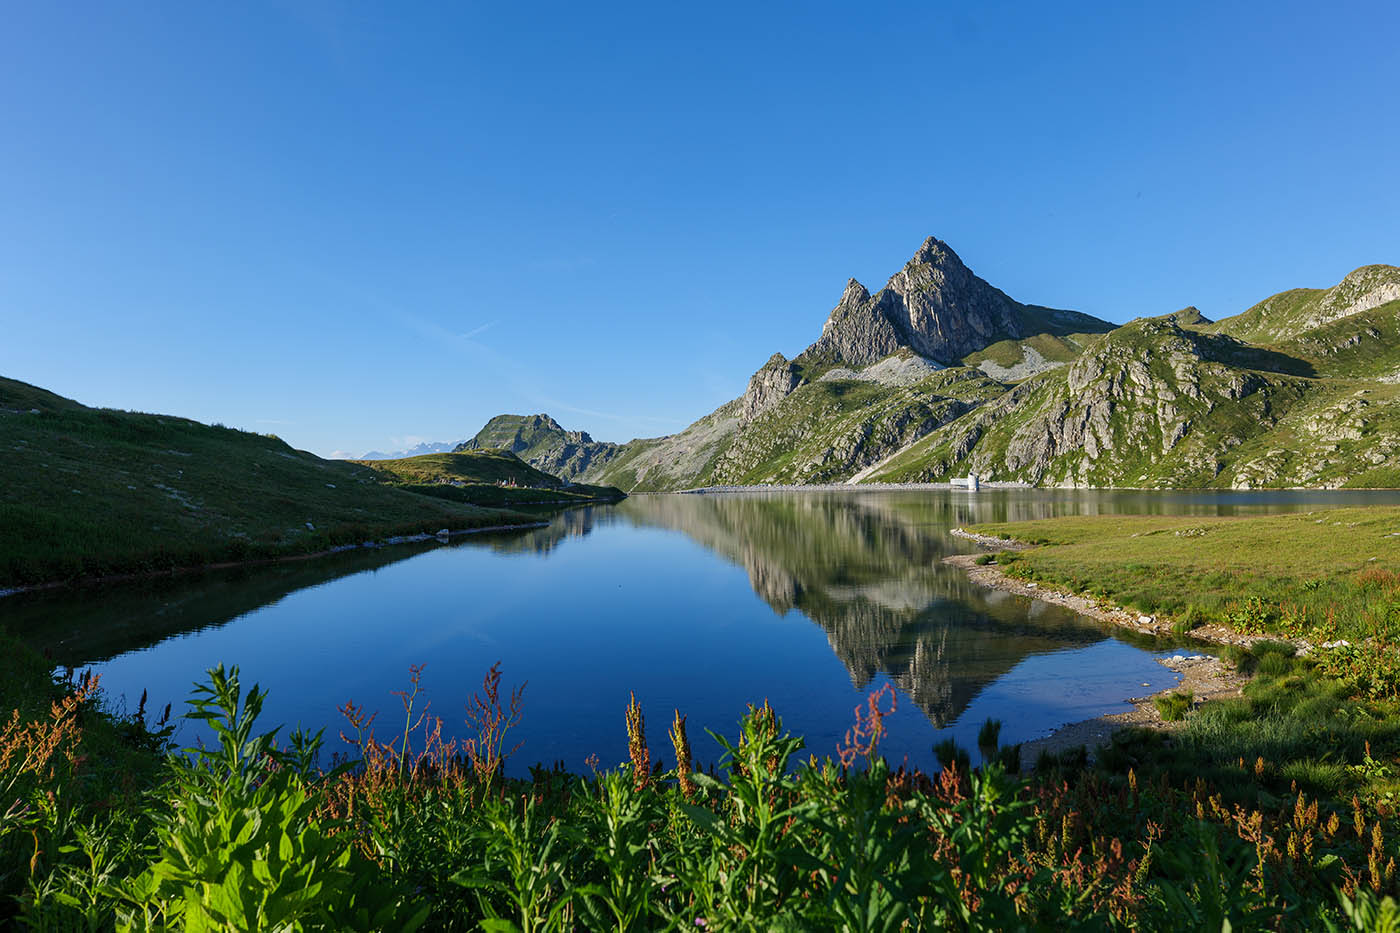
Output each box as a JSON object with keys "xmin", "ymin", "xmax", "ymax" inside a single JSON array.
[{"xmin": 3, "ymin": 2, "xmax": 1398, "ymax": 457}]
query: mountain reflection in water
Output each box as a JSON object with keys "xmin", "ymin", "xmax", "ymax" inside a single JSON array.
[{"xmin": 10, "ymin": 488, "xmax": 1395, "ymax": 773}]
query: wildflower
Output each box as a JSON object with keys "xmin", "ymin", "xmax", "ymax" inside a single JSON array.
[
  {"xmin": 836, "ymin": 683, "xmax": 896, "ymax": 768},
  {"xmin": 626, "ymin": 692, "xmax": 649, "ymax": 791},
  {"xmin": 669, "ymin": 710, "xmax": 695, "ymax": 799}
]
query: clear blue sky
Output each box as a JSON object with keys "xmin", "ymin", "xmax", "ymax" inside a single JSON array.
[{"xmin": 4, "ymin": 2, "xmax": 1398, "ymax": 457}]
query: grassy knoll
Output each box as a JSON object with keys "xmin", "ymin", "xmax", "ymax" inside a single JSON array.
[
  {"xmin": 353, "ymin": 449, "xmax": 567, "ymax": 487},
  {"xmin": 0, "ymin": 377, "xmax": 535, "ymax": 589},
  {"xmin": 352, "ymin": 448, "xmax": 625, "ymax": 507}
]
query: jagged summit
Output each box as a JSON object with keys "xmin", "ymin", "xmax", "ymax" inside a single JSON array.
[{"xmin": 801, "ymin": 236, "xmax": 1106, "ymax": 368}]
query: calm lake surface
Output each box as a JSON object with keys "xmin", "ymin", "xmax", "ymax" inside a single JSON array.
[{"xmin": 9, "ymin": 488, "xmax": 1400, "ymax": 774}]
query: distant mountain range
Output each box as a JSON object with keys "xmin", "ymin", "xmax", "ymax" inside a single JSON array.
[
  {"xmin": 358, "ymin": 441, "xmax": 458, "ymax": 460},
  {"xmin": 450, "ymin": 235, "xmax": 1400, "ymax": 490}
]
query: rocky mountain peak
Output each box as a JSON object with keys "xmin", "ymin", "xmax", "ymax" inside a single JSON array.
[
  {"xmin": 841, "ymin": 277, "xmax": 870, "ymax": 302},
  {"xmin": 801, "ymin": 235, "xmax": 1028, "ymax": 367},
  {"xmin": 908, "ymin": 235, "xmax": 963, "ymax": 269}
]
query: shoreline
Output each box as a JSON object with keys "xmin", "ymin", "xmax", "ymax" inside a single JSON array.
[
  {"xmin": 943, "ymin": 528, "xmax": 1292, "ymax": 764},
  {"xmin": 664, "ymin": 483, "xmax": 1400, "ymax": 495},
  {"xmin": 673, "ymin": 481, "xmax": 1030, "ymax": 494},
  {"xmin": 0, "ymin": 520, "xmax": 550, "ymax": 600}
]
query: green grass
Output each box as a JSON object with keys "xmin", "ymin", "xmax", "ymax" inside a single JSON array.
[
  {"xmin": 353, "ymin": 449, "xmax": 625, "ymax": 507},
  {"xmin": 0, "ymin": 376, "xmax": 538, "ymax": 588},
  {"xmin": 967, "ymin": 508, "xmax": 1400, "ymax": 642},
  {"xmin": 353, "ymin": 448, "xmax": 567, "ymax": 487},
  {"xmin": 1103, "ymin": 644, "xmax": 1400, "ymax": 807},
  {"xmin": 1153, "ymin": 691, "xmax": 1193, "ymax": 721},
  {"xmin": 960, "ymin": 332, "xmax": 1093, "ymax": 371},
  {"xmin": 703, "ymin": 368, "xmax": 1003, "ymax": 486}
]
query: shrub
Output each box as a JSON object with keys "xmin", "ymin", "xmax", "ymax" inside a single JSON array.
[{"xmin": 1154, "ymin": 691, "xmax": 1194, "ymax": 722}]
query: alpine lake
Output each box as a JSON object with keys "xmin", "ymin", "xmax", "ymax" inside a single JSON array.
[{"xmin": 8, "ymin": 488, "xmax": 1400, "ymax": 776}]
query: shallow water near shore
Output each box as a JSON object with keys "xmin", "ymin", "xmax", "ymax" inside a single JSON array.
[{"xmin": 8, "ymin": 488, "xmax": 1400, "ymax": 774}]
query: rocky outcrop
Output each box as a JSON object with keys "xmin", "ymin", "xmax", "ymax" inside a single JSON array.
[
  {"xmin": 1311, "ymin": 265, "xmax": 1400, "ymax": 329},
  {"xmin": 739, "ymin": 353, "xmax": 804, "ymax": 425}
]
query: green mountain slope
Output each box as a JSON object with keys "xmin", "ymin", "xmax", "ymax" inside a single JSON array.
[
  {"xmin": 699, "ymin": 368, "xmax": 1005, "ymax": 486},
  {"xmin": 0, "ymin": 377, "xmax": 532, "ymax": 588},
  {"xmin": 861, "ymin": 312, "xmax": 1400, "ymax": 489},
  {"xmin": 1209, "ymin": 265, "xmax": 1400, "ymax": 346}
]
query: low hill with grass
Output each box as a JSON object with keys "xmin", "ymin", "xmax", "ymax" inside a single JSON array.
[
  {"xmin": 0, "ymin": 377, "xmax": 539, "ymax": 589},
  {"xmin": 351, "ymin": 448, "xmax": 625, "ymax": 507}
]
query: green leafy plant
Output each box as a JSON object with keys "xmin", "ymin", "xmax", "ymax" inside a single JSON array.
[{"xmin": 110, "ymin": 665, "xmax": 426, "ymax": 932}]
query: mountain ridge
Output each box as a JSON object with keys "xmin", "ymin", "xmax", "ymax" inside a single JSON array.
[{"xmin": 456, "ymin": 239, "xmax": 1400, "ymax": 491}]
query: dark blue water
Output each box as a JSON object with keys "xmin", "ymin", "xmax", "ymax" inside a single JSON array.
[{"xmin": 9, "ymin": 488, "xmax": 1398, "ymax": 774}]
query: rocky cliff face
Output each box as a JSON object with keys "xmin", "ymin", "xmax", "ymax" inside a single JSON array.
[
  {"xmin": 738, "ymin": 353, "xmax": 805, "ymax": 425},
  {"xmin": 575, "ymin": 235, "xmax": 1111, "ymax": 489}
]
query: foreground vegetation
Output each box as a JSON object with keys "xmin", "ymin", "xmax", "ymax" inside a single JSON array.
[
  {"xmin": 3, "ymin": 624, "xmax": 1399, "ymax": 930},
  {"xmin": 0, "ymin": 377, "xmax": 539, "ymax": 589}
]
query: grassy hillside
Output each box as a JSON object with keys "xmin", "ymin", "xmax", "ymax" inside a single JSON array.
[
  {"xmin": 860, "ymin": 312, "xmax": 1400, "ymax": 488},
  {"xmin": 588, "ymin": 402, "xmax": 743, "ymax": 492},
  {"xmin": 960, "ymin": 332, "xmax": 1088, "ymax": 371},
  {"xmin": 455, "ymin": 413, "xmax": 574, "ymax": 459},
  {"xmin": 353, "ymin": 448, "xmax": 626, "ymax": 506},
  {"xmin": 702, "ymin": 368, "xmax": 1005, "ymax": 486},
  {"xmin": 1210, "ymin": 265, "xmax": 1400, "ymax": 346},
  {"xmin": 353, "ymin": 448, "xmax": 565, "ymax": 487},
  {"xmin": 0, "ymin": 377, "xmax": 535, "ymax": 589}
]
